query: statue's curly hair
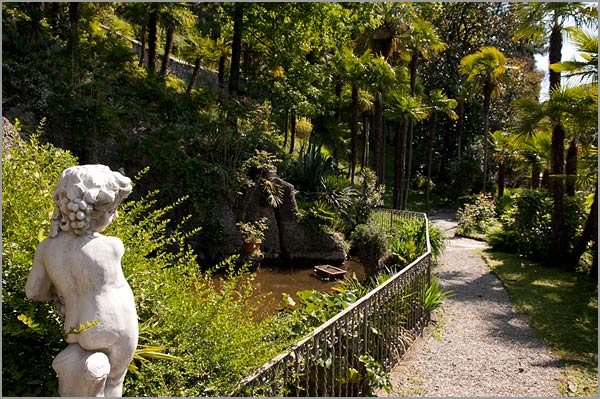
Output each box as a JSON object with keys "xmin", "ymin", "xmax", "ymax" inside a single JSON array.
[{"xmin": 49, "ymin": 165, "xmax": 132, "ymax": 237}]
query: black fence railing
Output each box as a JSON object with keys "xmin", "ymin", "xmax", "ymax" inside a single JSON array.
[{"xmin": 230, "ymin": 210, "xmax": 432, "ymax": 397}]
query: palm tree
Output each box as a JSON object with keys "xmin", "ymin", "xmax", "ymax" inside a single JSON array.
[
  {"xmin": 336, "ymin": 47, "xmax": 371, "ymax": 184},
  {"xmin": 550, "ymin": 27, "xmax": 598, "ymax": 196},
  {"xmin": 459, "ymin": 46, "xmax": 508, "ymax": 194},
  {"xmin": 117, "ymin": 3, "xmax": 151, "ymax": 66},
  {"xmin": 386, "ymin": 88, "xmax": 429, "ymax": 209},
  {"xmin": 513, "ymin": 2, "xmax": 597, "ymax": 260},
  {"xmin": 423, "ymin": 89, "xmax": 458, "ymax": 209},
  {"xmin": 550, "ymin": 27, "xmax": 598, "ymax": 86},
  {"xmin": 490, "ymin": 130, "xmax": 516, "ymax": 198},
  {"xmin": 366, "ymin": 56, "xmax": 396, "ymax": 186},
  {"xmin": 401, "ymin": 17, "xmax": 446, "ymax": 209},
  {"xmin": 511, "ymin": 131, "xmax": 552, "ymax": 190},
  {"xmin": 159, "ymin": 3, "xmax": 195, "ymax": 78}
]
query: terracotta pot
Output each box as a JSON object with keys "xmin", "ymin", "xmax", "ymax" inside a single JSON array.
[{"xmin": 243, "ymin": 241, "xmax": 261, "ymax": 254}]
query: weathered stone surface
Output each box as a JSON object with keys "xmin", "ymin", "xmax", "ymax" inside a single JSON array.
[
  {"xmin": 25, "ymin": 165, "xmax": 137, "ymax": 397},
  {"xmin": 241, "ymin": 172, "xmax": 347, "ymax": 264},
  {"xmin": 2, "ymin": 116, "xmax": 22, "ymax": 155}
]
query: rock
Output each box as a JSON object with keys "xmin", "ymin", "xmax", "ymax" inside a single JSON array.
[
  {"xmin": 2, "ymin": 116, "xmax": 23, "ymax": 155},
  {"xmin": 241, "ymin": 171, "xmax": 347, "ymax": 264}
]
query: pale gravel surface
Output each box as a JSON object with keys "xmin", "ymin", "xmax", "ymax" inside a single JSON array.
[{"xmin": 379, "ymin": 212, "xmax": 562, "ymax": 397}]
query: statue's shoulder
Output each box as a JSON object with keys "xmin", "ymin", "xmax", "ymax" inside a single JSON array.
[{"xmin": 89, "ymin": 234, "xmax": 125, "ymax": 256}]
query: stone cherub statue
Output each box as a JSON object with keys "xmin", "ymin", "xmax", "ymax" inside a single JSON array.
[{"xmin": 25, "ymin": 164, "xmax": 138, "ymax": 397}]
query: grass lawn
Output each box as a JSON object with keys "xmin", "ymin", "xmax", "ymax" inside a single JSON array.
[{"xmin": 482, "ymin": 250, "xmax": 598, "ymax": 397}]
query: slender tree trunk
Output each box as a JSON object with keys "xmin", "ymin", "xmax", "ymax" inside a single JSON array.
[
  {"xmin": 160, "ymin": 27, "xmax": 175, "ymax": 77},
  {"xmin": 229, "ymin": 3, "xmax": 244, "ymax": 95},
  {"xmin": 403, "ymin": 51, "xmax": 419, "ymax": 210},
  {"xmin": 361, "ymin": 112, "xmax": 369, "ymax": 169},
  {"xmin": 289, "ymin": 109, "xmax": 296, "ymax": 154},
  {"xmin": 497, "ymin": 160, "xmax": 506, "ymax": 198},
  {"xmin": 549, "ymin": 17, "xmax": 567, "ymax": 261},
  {"xmin": 218, "ymin": 55, "xmax": 226, "ymax": 90},
  {"xmin": 531, "ymin": 164, "xmax": 541, "ymax": 189},
  {"xmin": 482, "ymin": 83, "xmax": 492, "ymax": 194},
  {"xmin": 49, "ymin": 2, "xmax": 60, "ymax": 29},
  {"xmin": 147, "ymin": 11, "xmax": 158, "ymax": 74},
  {"xmin": 350, "ymin": 83, "xmax": 359, "ymax": 184},
  {"xmin": 283, "ymin": 109, "xmax": 289, "ymax": 149},
  {"xmin": 541, "ymin": 168, "xmax": 550, "ymax": 189},
  {"xmin": 551, "ymin": 123, "xmax": 567, "ymax": 262},
  {"xmin": 139, "ymin": 25, "xmax": 147, "ymax": 67},
  {"xmin": 374, "ymin": 91, "xmax": 384, "ymax": 185},
  {"xmin": 565, "ymin": 139, "xmax": 577, "ymax": 196},
  {"xmin": 457, "ymin": 99, "xmax": 465, "ymax": 160},
  {"xmin": 404, "ymin": 120, "xmax": 414, "ymax": 210},
  {"xmin": 426, "ymin": 113, "xmax": 437, "ymax": 210},
  {"xmin": 569, "ymin": 182, "xmax": 597, "ymax": 271},
  {"xmin": 68, "ymin": 2, "xmax": 79, "ymax": 75},
  {"xmin": 187, "ymin": 57, "xmax": 202, "ymax": 94},
  {"xmin": 394, "ymin": 120, "xmax": 408, "ymax": 209}
]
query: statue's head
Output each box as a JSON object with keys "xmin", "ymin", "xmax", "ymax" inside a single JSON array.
[{"xmin": 49, "ymin": 165, "xmax": 132, "ymax": 237}]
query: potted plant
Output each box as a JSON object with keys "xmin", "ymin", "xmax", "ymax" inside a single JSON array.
[{"xmin": 236, "ymin": 217, "xmax": 269, "ymax": 253}]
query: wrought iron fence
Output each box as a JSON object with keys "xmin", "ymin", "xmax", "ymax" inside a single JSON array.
[{"xmin": 231, "ymin": 209, "xmax": 431, "ymax": 397}]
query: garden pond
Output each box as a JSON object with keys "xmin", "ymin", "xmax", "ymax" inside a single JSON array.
[{"xmin": 246, "ymin": 257, "xmax": 367, "ymax": 319}]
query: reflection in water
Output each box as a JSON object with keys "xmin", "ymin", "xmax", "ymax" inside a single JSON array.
[{"xmin": 250, "ymin": 257, "xmax": 366, "ymax": 319}]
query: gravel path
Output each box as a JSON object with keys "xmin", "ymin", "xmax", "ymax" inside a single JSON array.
[{"xmin": 379, "ymin": 212, "xmax": 562, "ymax": 397}]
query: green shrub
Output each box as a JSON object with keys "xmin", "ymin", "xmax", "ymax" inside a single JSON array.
[
  {"xmin": 2, "ymin": 132, "xmax": 78, "ymax": 396},
  {"xmin": 351, "ymin": 222, "xmax": 388, "ymax": 277},
  {"xmin": 387, "ymin": 218, "xmax": 427, "ymax": 268},
  {"xmin": 353, "ymin": 168, "xmax": 385, "ymax": 226},
  {"xmin": 456, "ymin": 193, "xmax": 498, "ymax": 239},
  {"xmin": 488, "ymin": 189, "xmax": 586, "ymax": 264},
  {"xmin": 427, "ymin": 222, "xmax": 447, "ymax": 261},
  {"xmin": 488, "ymin": 189, "xmax": 551, "ymax": 258}
]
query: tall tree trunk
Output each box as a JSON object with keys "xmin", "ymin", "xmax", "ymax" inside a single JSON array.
[
  {"xmin": 218, "ymin": 55, "xmax": 226, "ymax": 89},
  {"xmin": 349, "ymin": 83, "xmax": 359, "ymax": 184},
  {"xmin": 551, "ymin": 122, "xmax": 567, "ymax": 262},
  {"xmin": 147, "ymin": 11, "xmax": 158, "ymax": 73},
  {"xmin": 229, "ymin": 3, "xmax": 244, "ymax": 95},
  {"xmin": 568, "ymin": 182, "xmax": 597, "ymax": 271},
  {"xmin": 565, "ymin": 139, "xmax": 577, "ymax": 196},
  {"xmin": 426, "ymin": 113, "xmax": 437, "ymax": 210},
  {"xmin": 394, "ymin": 120, "xmax": 408, "ymax": 209},
  {"xmin": 549, "ymin": 17, "xmax": 566, "ymax": 261},
  {"xmin": 404, "ymin": 120, "xmax": 414, "ymax": 210},
  {"xmin": 160, "ymin": 27, "xmax": 175, "ymax": 77},
  {"xmin": 289, "ymin": 109, "xmax": 296, "ymax": 154},
  {"xmin": 361, "ymin": 112, "xmax": 369, "ymax": 169},
  {"xmin": 187, "ymin": 57, "xmax": 202, "ymax": 94},
  {"xmin": 482, "ymin": 82, "xmax": 492, "ymax": 194},
  {"xmin": 373, "ymin": 91, "xmax": 384, "ymax": 185},
  {"xmin": 68, "ymin": 2, "xmax": 79, "ymax": 75},
  {"xmin": 139, "ymin": 25, "xmax": 147, "ymax": 67},
  {"xmin": 404, "ymin": 51, "xmax": 419, "ymax": 209},
  {"xmin": 541, "ymin": 168, "xmax": 550, "ymax": 189},
  {"xmin": 457, "ymin": 99, "xmax": 465, "ymax": 160},
  {"xmin": 283, "ymin": 109, "xmax": 289, "ymax": 149},
  {"xmin": 531, "ymin": 164, "xmax": 541, "ymax": 189},
  {"xmin": 49, "ymin": 2, "xmax": 60, "ymax": 29},
  {"xmin": 497, "ymin": 160, "xmax": 506, "ymax": 198}
]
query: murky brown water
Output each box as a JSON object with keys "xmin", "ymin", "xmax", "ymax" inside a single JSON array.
[{"xmin": 249, "ymin": 257, "xmax": 366, "ymax": 319}]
